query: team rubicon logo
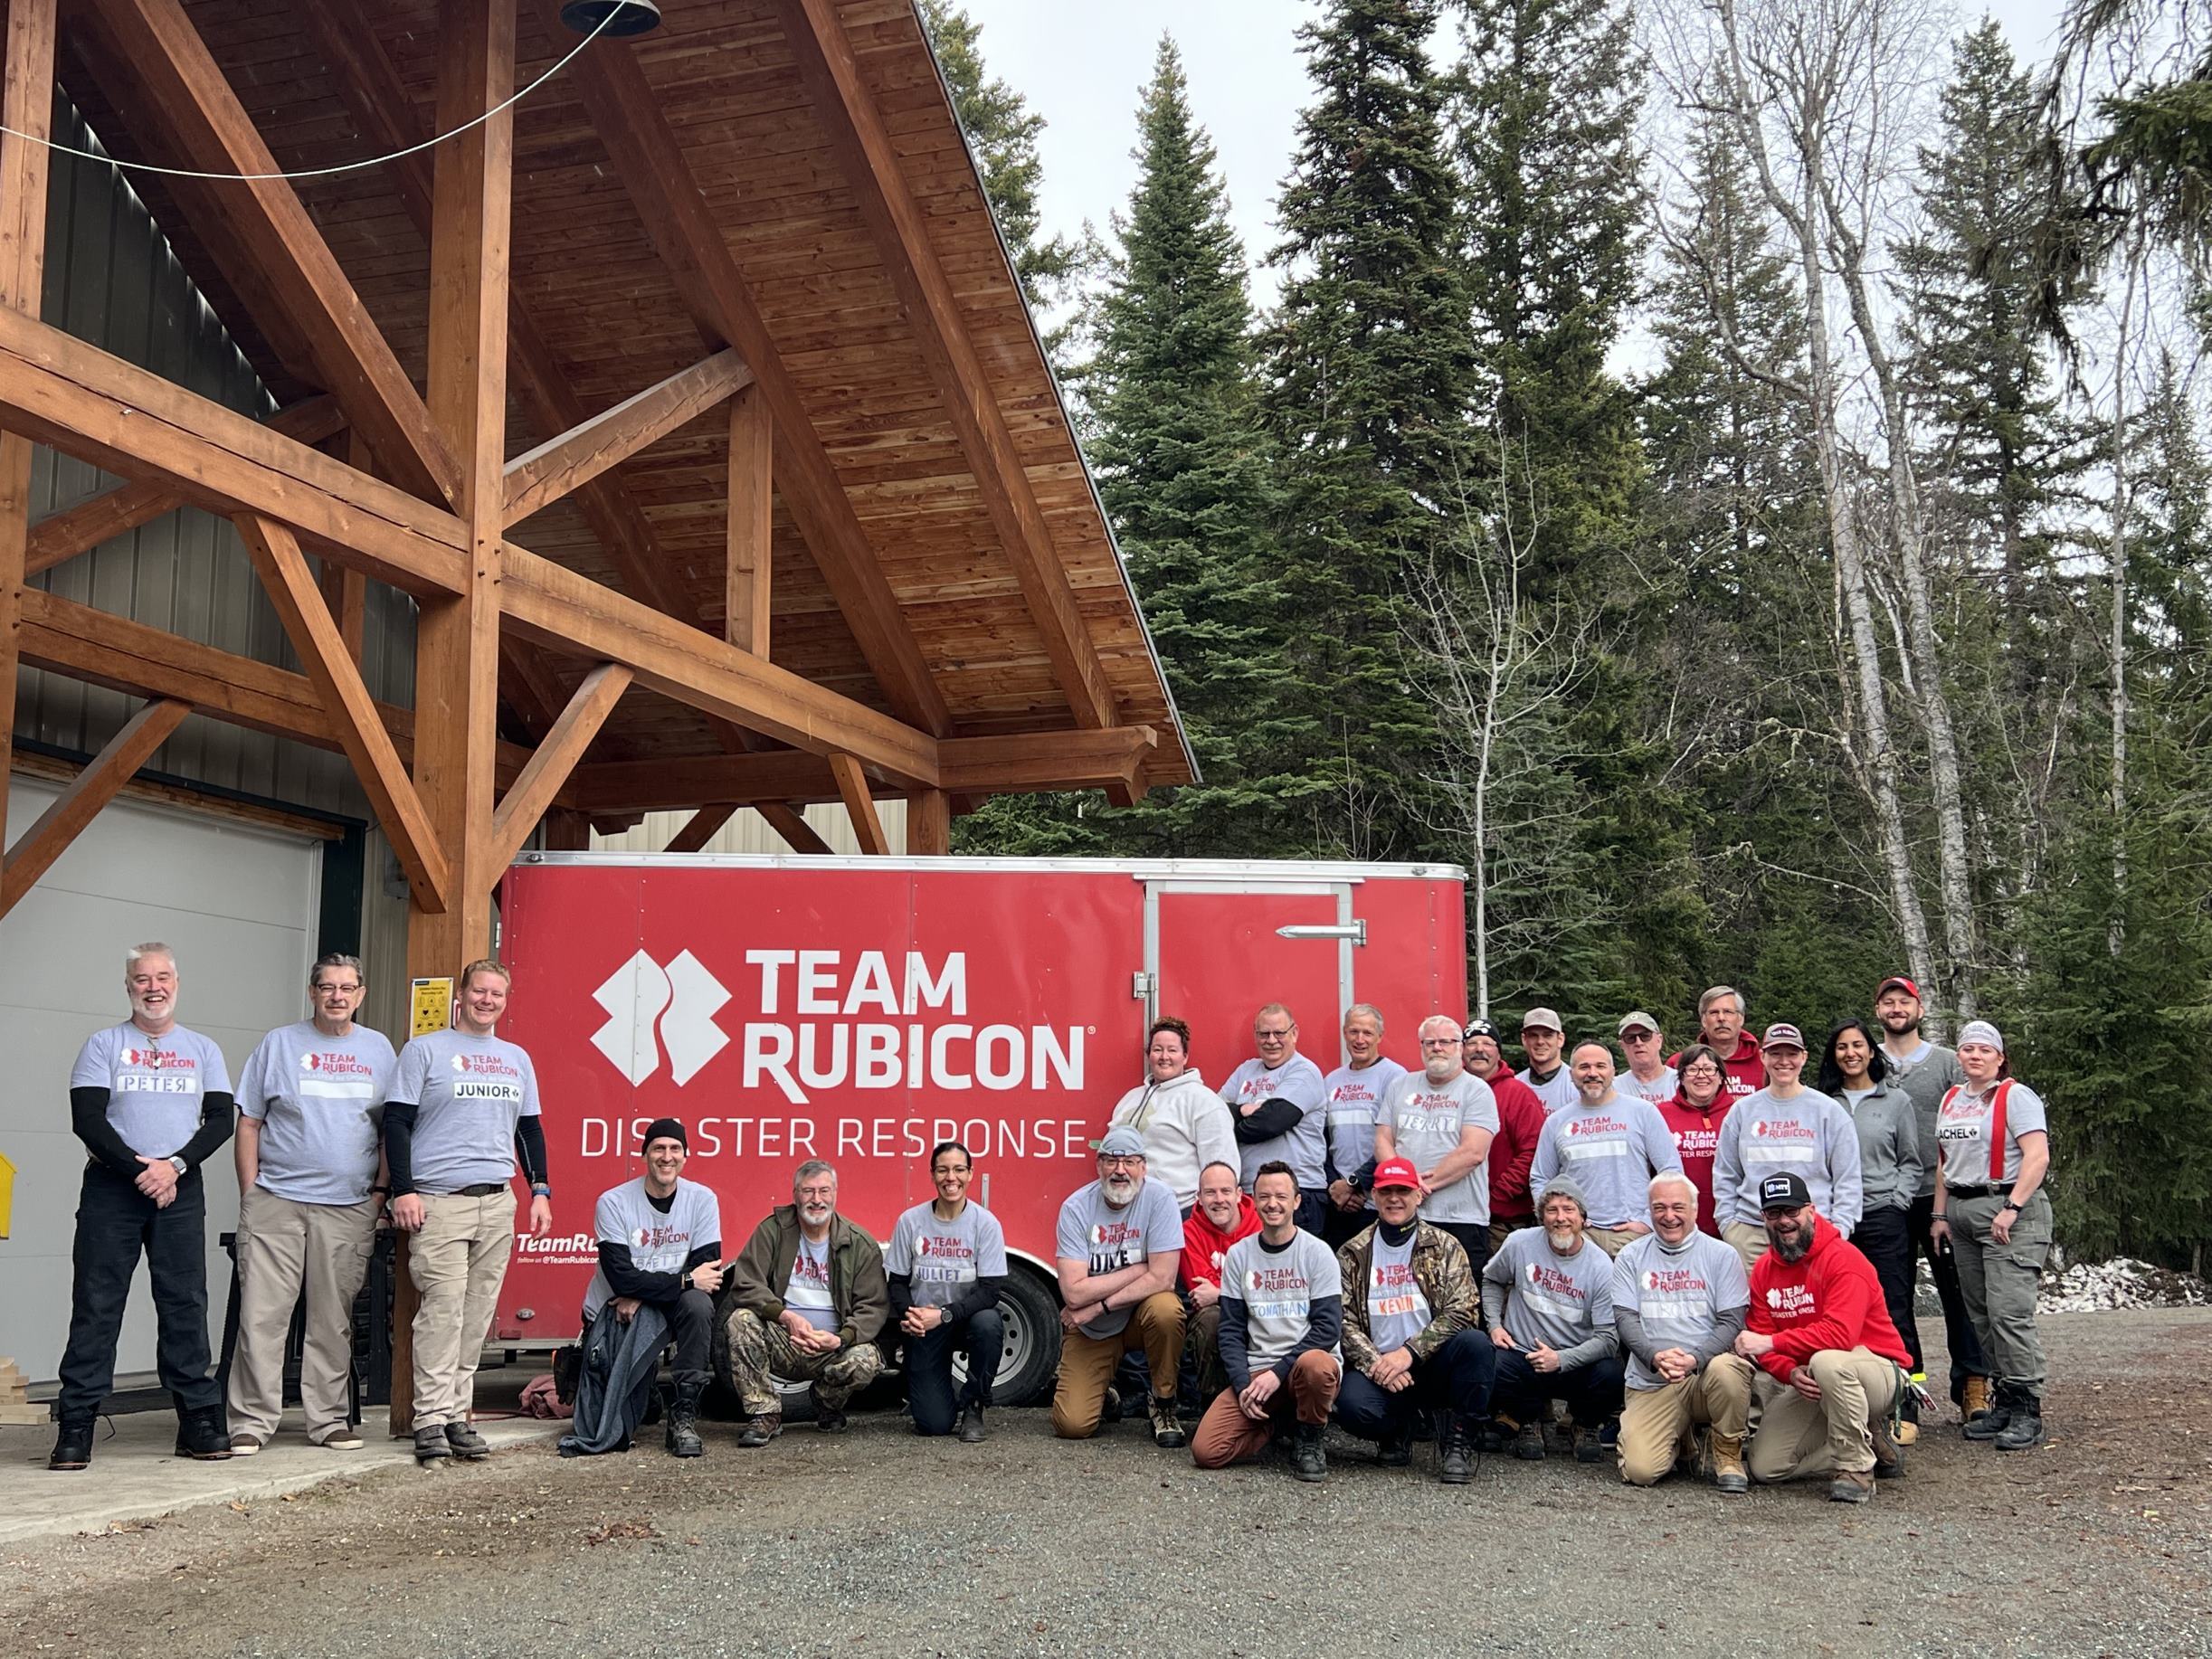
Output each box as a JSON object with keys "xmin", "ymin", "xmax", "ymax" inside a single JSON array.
[{"xmin": 591, "ymin": 949, "xmax": 731, "ymax": 1087}]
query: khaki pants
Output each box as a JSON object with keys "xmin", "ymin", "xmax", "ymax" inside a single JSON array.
[
  {"xmin": 405, "ymin": 1190, "xmax": 516, "ymax": 1428},
  {"xmin": 1191, "ymin": 1351, "xmax": 1342, "ymax": 1468},
  {"xmin": 1723, "ymin": 1221, "xmax": 1769, "ymax": 1274},
  {"xmin": 1618, "ymin": 1361, "xmax": 1751, "ymax": 1484},
  {"xmin": 1742, "ymin": 1346, "xmax": 1898, "ymax": 1481},
  {"xmin": 1051, "ymin": 1290, "xmax": 1185, "ymax": 1438},
  {"xmin": 1586, "ymin": 1224, "xmax": 1647, "ymax": 1258},
  {"xmin": 1949, "ymin": 1190, "xmax": 2051, "ymax": 1390},
  {"xmin": 721, "ymin": 1308, "xmax": 885, "ymax": 1418},
  {"xmin": 226, "ymin": 1188, "xmax": 378, "ymax": 1443}
]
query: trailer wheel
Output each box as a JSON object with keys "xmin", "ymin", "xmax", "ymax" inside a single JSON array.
[{"xmin": 964, "ymin": 1264, "xmax": 1061, "ymax": 1408}]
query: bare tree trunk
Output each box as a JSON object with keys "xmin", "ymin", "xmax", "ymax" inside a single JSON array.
[{"xmin": 2108, "ymin": 223, "xmax": 2144, "ymax": 956}]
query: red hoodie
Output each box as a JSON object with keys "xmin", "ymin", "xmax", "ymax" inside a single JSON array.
[
  {"xmin": 1483, "ymin": 1069, "xmax": 1547, "ymax": 1227},
  {"xmin": 1746, "ymin": 1214, "xmax": 1911, "ymax": 1384},
  {"xmin": 1656, "ymin": 1090, "xmax": 1733, "ymax": 1236},
  {"xmin": 1671, "ymin": 1032, "xmax": 1766, "ymax": 1106},
  {"xmin": 1180, "ymin": 1194, "xmax": 1261, "ymax": 1292}
]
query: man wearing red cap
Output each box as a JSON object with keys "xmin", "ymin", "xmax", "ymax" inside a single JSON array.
[{"xmin": 1721, "ymin": 1173, "xmax": 1911, "ymax": 1503}]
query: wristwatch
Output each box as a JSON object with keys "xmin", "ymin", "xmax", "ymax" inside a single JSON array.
[
  {"xmin": 167, "ymin": 1155, "xmax": 188, "ymax": 1177},
  {"xmin": 1999, "ymin": 1200, "xmax": 2022, "ymax": 1215},
  {"xmin": 530, "ymin": 1182, "xmax": 552, "ymax": 1198}
]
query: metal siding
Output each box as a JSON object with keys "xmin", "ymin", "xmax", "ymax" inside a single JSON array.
[{"xmin": 590, "ymin": 801, "xmax": 912, "ymax": 858}]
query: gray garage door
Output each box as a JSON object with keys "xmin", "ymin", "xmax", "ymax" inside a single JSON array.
[{"xmin": 1, "ymin": 777, "xmax": 321, "ymax": 1393}]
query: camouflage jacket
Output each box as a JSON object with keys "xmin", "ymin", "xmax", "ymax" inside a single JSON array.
[{"xmin": 1335, "ymin": 1219, "xmax": 1479, "ymax": 1375}]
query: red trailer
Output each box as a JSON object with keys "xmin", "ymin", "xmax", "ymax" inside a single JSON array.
[{"xmin": 492, "ymin": 854, "xmax": 1467, "ymax": 1404}]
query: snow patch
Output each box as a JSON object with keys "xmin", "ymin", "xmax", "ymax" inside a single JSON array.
[{"xmin": 2038, "ymin": 1257, "xmax": 2211, "ymax": 1314}]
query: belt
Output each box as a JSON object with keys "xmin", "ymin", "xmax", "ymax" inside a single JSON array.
[
  {"xmin": 451, "ymin": 1181, "xmax": 508, "ymax": 1198},
  {"xmin": 1944, "ymin": 1184, "xmax": 2007, "ymax": 1199}
]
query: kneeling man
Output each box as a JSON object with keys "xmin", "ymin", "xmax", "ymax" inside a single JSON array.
[
  {"xmin": 1191, "ymin": 1162, "xmax": 1343, "ymax": 1481},
  {"xmin": 1611, "ymin": 1171, "xmax": 1751, "ymax": 1491},
  {"xmin": 1052, "ymin": 1128, "xmax": 1188, "ymax": 1446},
  {"xmin": 1482, "ymin": 1175, "xmax": 1624, "ymax": 1462}
]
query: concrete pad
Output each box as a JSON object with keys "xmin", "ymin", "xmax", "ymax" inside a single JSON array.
[{"xmin": 0, "ymin": 1388, "xmax": 564, "ymax": 1546}]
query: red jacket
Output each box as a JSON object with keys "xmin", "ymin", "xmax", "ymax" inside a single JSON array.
[
  {"xmin": 1180, "ymin": 1195, "xmax": 1260, "ymax": 1292},
  {"xmin": 1482, "ymin": 1069, "xmax": 1547, "ymax": 1226},
  {"xmin": 1672, "ymin": 1032, "xmax": 1766, "ymax": 1106},
  {"xmin": 1746, "ymin": 1214, "xmax": 1912, "ymax": 1384},
  {"xmin": 1655, "ymin": 1091, "xmax": 1733, "ymax": 1237}
]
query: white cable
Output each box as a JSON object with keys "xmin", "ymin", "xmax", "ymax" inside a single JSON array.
[{"xmin": 0, "ymin": 3, "xmax": 622, "ymax": 184}]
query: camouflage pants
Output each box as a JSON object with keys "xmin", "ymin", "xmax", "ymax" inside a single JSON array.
[{"xmin": 720, "ymin": 1307, "xmax": 883, "ymax": 1418}]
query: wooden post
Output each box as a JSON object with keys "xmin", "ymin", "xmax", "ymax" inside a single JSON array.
[
  {"xmin": 0, "ymin": 0, "xmax": 55, "ymax": 881},
  {"xmin": 395, "ymin": 0, "xmax": 516, "ymax": 1436},
  {"xmin": 905, "ymin": 789, "xmax": 951, "ymax": 857},
  {"xmin": 829, "ymin": 754, "xmax": 889, "ymax": 856},
  {"xmin": 726, "ymin": 382, "xmax": 772, "ymax": 659}
]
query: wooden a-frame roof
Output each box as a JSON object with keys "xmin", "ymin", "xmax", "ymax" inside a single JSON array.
[{"xmin": 45, "ymin": 0, "xmax": 1192, "ymax": 809}]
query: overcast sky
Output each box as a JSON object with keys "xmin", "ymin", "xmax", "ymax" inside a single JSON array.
[{"xmin": 957, "ymin": 1, "xmax": 2073, "ymax": 307}]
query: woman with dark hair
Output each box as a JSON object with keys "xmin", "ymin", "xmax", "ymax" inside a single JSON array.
[
  {"xmin": 1819, "ymin": 1018, "xmax": 1926, "ymax": 1438},
  {"xmin": 1654, "ymin": 1043, "xmax": 1733, "ymax": 1237}
]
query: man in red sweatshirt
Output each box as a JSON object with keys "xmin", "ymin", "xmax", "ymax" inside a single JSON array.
[
  {"xmin": 1671, "ymin": 986, "xmax": 1765, "ymax": 1106},
  {"xmin": 1463, "ymin": 1019, "xmax": 1545, "ymax": 1253},
  {"xmin": 1181, "ymin": 1160, "xmax": 1261, "ymax": 1401},
  {"xmin": 1718, "ymin": 1173, "xmax": 1911, "ymax": 1503}
]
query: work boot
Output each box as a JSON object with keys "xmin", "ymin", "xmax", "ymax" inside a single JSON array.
[
  {"xmin": 49, "ymin": 1418, "xmax": 94, "ymax": 1472},
  {"xmin": 413, "ymin": 1425, "xmax": 452, "ymax": 1465},
  {"xmin": 1480, "ymin": 1413, "xmax": 1514, "ymax": 1455},
  {"xmin": 1149, "ymin": 1394, "xmax": 1186, "ymax": 1449},
  {"xmin": 1710, "ymin": 1431, "xmax": 1749, "ymax": 1494},
  {"xmin": 1960, "ymin": 1374, "xmax": 1993, "ymax": 1426},
  {"xmin": 1099, "ymin": 1386, "xmax": 1124, "ymax": 1425},
  {"xmin": 1964, "ymin": 1381, "xmax": 2014, "ymax": 1441},
  {"xmin": 1829, "ymin": 1468, "xmax": 1875, "ymax": 1503},
  {"xmin": 736, "ymin": 1412, "xmax": 782, "ymax": 1448},
  {"xmin": 1289, "ymin": 1422, "xmax": 1328, "ymax": 1484},
  {"xmin": 957, "ymin": 1403, "xmax": 986, "ymax": 1444},
  {"xmin": 1894, "ymin": 1419, "xmax": 1919, "ymax": 1446},
  {"xmin": 666, "ymin": 1381, "xmax": 706, "ymax": 1458},
  {"xmin": 1996, "ymin": 1391, "xmax": 2044, "ymax": 1451},
  {"xmin": 1438, "ymin": 1417, "xmax": 1472, "ymax": 1484},
  {"xmin": 174, "ymin": 1404, "xmax": 233, "ymax": 1461},
  {"xmin": 1571, "ymin": 1421, "xmax": 1610, "ymax": 1465},
  {"xmin": 812, "ymin": 1389, "xmax": 848, "ymax": 1434},
  {"xmin": 1874, "ymin": 1419, "xmax": 1907, "ymax": 1479},
  {"xmin": 1377, "ymin": 1424, "xmax": 1413, "ymax": 1467},
  {"xmin": 1513, "ymin": 1418, "xmax": 1545, "ymax": 1461},
  {"xmin": 444, "ymin": 1421, "xmax": 491, "ymax": 1460}
]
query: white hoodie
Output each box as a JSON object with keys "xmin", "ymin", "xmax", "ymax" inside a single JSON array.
[{"xmin": 1107, "ymin": 1067, "xmax": 1235, "ymax": 1210}]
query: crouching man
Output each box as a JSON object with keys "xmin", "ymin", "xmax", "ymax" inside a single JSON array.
[
  {"xmin": 1181, "ymin": 1161, "xmax": 1260, "ymax": 1401},
  {"xmin": 718, "ymin": 1161, "xmax": 888, "ymax": 1446},
  {"xmin": 1334, "ymin": 1157, "xmax": 1491, "ymax": 1482},
  {"xmin": 1482, "ymin": 1176, "xmax": 1624, "ymax": 1463},
  {"xmin": 565, "ymin": 1119, "xmax": 723, "ymax": 1457},
  {"xmin": 1611, "ymin": 1171, "xmax": 1751, "ymax": 1492},
  {"xmin": 1191, "ymin": 1162, "xmax": 1343, "ymax": 1482}
]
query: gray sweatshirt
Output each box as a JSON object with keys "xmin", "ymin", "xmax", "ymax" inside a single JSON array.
[
  {"xmin": 1837, "ymin": 1078, "xmax": 1922, "ymax": 1212},
  {"xmin": 1880, "ymin": 1040, "xmax": 1964, "ymax": 1199},
  {"xmin": 1481, "ymin": 1227, "xmax": 1619, "ymax": 1372},
  {"xmin": 1712, "ymin": 1085, "xmax": 1864, "ymax": 1235}
]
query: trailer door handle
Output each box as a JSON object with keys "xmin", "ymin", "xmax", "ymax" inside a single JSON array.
[{"xmin": 1277, "ymin": 921, "xmax": 1367, "ymax": 945}]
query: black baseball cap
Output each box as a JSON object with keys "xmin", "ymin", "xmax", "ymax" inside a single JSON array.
[
  {"xmin": 1758, "ymin": 1173, "xmax": 1813, "ymax": 1211},
  {"xmin": 1462, "ymin": 1018, "xmax": 1496, "ymax": 1041}
]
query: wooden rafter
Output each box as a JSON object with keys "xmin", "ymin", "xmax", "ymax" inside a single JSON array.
[
  {"xmin": 776, "ymin": 0, "xmax": 1116, "ymax": 731},
  {"xmin": 664, "ymin": 803, "xmax": 736, "ymax": 855},
  {"xmin": 81, "ymin": 0, "xmax": 461, "ymax": 507},
  {"xmin": 504, "ymin": 349, "xmax": 751, "ymax": 527},
  {"xmin": 238, "ymin": 514, "xmax": 450, "ymax": 909},
  {"xmin": 2, "ymin": 697, "xmax": 190, "ymax": 918},
  {"xmin": 555, "ymin": 9, "xmax": 953, "ymax": 739},
  {"xmin": 759, "ymin": 802, "xmax": 832, "ymax": 856},
  {"xmin": 829, "ymin": 753, "xmax": 889, "ymax": 856},
  {"xmin": 725, "ymin": 384, "xmax": 773, "ymax": 660},
  {"xmin": 487, "ymin": 662, "xmax": 631, "ymax": 873}
]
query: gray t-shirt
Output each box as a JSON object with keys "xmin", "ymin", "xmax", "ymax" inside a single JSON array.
[
  {"xmin": 1322, "ymin": 1057, "xmax": 1407, "ymax": 1199},
  {"xmin": 1366, "ymin": 1228, "xmax": 1433, "ymax": 1354},
  {"xmin": 389, "ymin": 1028, "xmax": 541, "ymax": 1196},
  {"xmin": 1712, "ymin": 1086, "xmax": 1864, "ymax": 1234},
  {"xmin": 71, "ymin": 1022, "xmax": 233, "ymax": 1159},
  {"xmin": 1382, "ymin": 1068, "xmax": 1500, "ymax": 1225},
  {"xmin": 1518, "ymin": 1065, "xmax": 1580, "ymax": 1116},
  {"xmin": 1619, "ymin": 1066, "xmax": 1679, "ymax": 1106},
  {"xmin": 1609, "ymin": 1230, "xmax": 1750, "ymax": 1392},
  {"xmin": 1883, "ymin": 1039, "xmax": 1965, "ymax": 1197},
  {"xmin": 1935, "ymin": 1080, "xmax": 2049, "ymax": 1189},
  {"xmin": 582, "ymin": 1177, "xmax": 722, "ymax": 1321},
  {"xmin": 1528, "ymin": 1094, "xmax": 1684, "ymax": 1228},
  {"xmin": 1486, "ymin": 1226, "xmax": 1615, "ymax": 1353},
  {"xmin": 1220, "ymin": 1228, "xmax": 1343, "ymax": 1369},
  {"xmin": 1223, "ymin": 1054, "xmax": 1329, "ymax": 1189},
  {"xmin": 236, "ymin": 1020, "xmax": 398, "ymax": 1205},
  {"xmin": 1055, "ymin": 1176, "xmax": 1182, "ymax": 1339},
  {"xmin": 785, "ymin": 1232, "xmax": 838, "ymax": 1331},
  {"xmin": 886, "ymin": 1199, "xmax": 1009, "ymax": 1309}
]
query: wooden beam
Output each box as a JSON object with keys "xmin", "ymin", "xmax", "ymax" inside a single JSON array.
[
  {"xmin": 539, "ymin": 808, "xmax": 592, "ymax": 852},
  {"xmin": 664, "ymin": 803, "xmax": 735, "ymax": 855},
  {"xmin": 905, "ymin": 789, "xmax": 952, "ymax": 857},
  {"xmin": 776, "ymin": 0, "xmax": 1115, "ymax": 731},
  {"xmin": 503, "ymin": 349, "xmax": 750, "ymax": 527},
  {"xmin": 0, "ymin": 0, "xmax": 57, "ymax": 913},
  {"xmin": 555, "ymin": 11, "xmax": 952, "ymax": 738},
  {"xmin": 24, "ymin": 397, "xmax": 347, "ymax": 576},
  {"xmin": 238, "ymin": 514, "xmax": 450, "ymax": 910},
  {"xmin": 487, "ymin": 663, "xmax": 630, "ymax": 873},
  {"xmin": 829, "ymin": 754, "xmax": 889, "ymax": 856},
  {"xmin": 759, "ymin": 802, "xmax": 833, "ymax": 856},
  {"xmin": 2, "ymin": 697, "xmax": 189, "ymax": 918},
  {"xmin": 725, "ymin": 383, "xmax": 773, "ymax": 659},
  {"xmin": 83, "ymin": 0, "xmax": 461, "ymax": 507}
]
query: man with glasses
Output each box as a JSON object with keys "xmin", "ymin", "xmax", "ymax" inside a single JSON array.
[
  {"xmin": 1052, "ymin": 1127, "xmax": 1188, "ymax": 1446},
  {"xmin": 1374, "ymin": 1016, "xmax": 1499, "ymax": 1276},
  {"xmin": 1223, "ymin": 1004, "xmax": 1330, "ymax": 1236},
  {"xmin": 225, "ymin": 954, "xmax": 398, "ymax": 1455},
  {"xmin": 1672, "ymin": 987, "xmax": 1765, "ymax": 1105},
  {"xmin": 1615, "ymin": 1013, "xmax": 1676, "ymax": 1106}
]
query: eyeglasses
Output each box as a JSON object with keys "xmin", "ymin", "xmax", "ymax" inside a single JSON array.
[
  {"xmin": 1099, "ymin": 1154, "xmax": 1145, "ymax": 1169},
  {"xmin": 1621, "ymin": 1030, "xmax": 1657, "ymax": 1042},
  {"xmin": 1681, "ymin": 1065, "xmax": 1723, "ymax": 1079}
]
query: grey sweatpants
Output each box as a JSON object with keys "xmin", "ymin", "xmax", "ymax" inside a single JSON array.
[{"xmin": 1949, "ymin": 1190, "xmax": 2050, "ymax": 1390}]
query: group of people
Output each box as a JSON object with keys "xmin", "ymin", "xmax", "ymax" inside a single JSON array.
[{"xmin": 48, "ymin": 941, "xmax": 2053, "ymax": 1504}]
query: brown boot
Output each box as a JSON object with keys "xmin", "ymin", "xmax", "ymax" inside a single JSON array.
[
  {"xmin": 1960, "ymin": 1375, "xmax": 1992, "ymax": 1424},
  {"xmin": 1829, "ymin": 1467, "xmax": 1875, "ymax": 1503},
  {"xmin": 1710, "ymin": 1431, "xmax": 1748, "ymax": 1494}
]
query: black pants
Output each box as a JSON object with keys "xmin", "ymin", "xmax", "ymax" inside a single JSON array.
[
  {"xmin": 1336, "ymin": 1326, "xmax": 1496, "ymax": 1439},
  {"xmin": 1324, "ymin": 1203, "xmax": 1375, "ymax": 1250},
  {"xmin": 1853, "ymin": 1205, "xmax": 1921, "ymax": 1413},
  {"xmin": 1294, "ymin": 1188, "xmax": 1330, "ymax": 1239},
  {"xmin": 662, "ymin": 1286, "xmax": 714, "ymax": 1385},
  {"xmin": 1430, "ymin": 1221, "xmax": 1492, "ymax": 1285},
  {"xmin": 57, "ymin": 1162, "xmax": 220, "ymax": 1421},
  {"xmin": 904, "ymin": 1307, "xmax": 1004, "ymax": 1435},
  {"xmin": 1909, "ymin": 1191, "xmax": 1989, "ymax": 1399},
  {"xmin": 1490, "ymin": 1349, "xmax": 1624, "ymax": 1428}
]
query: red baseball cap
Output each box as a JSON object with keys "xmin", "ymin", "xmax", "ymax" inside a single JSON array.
[
  {"xmin": 1876, "ymin": 975, "xmax": 1920, "ymax": 1000},
  {"xmin": 1372, "ymin": 1157, "xmax": 1421, "ymax": 1191}
]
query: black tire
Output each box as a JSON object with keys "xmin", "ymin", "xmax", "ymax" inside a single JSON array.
[{"xmin": 978, "ymin": 1265, "xmax": 1062, "ymax": 1408}]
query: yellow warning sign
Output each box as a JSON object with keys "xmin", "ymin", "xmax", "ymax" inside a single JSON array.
[{"xmin": 410, "ymin": 977, "xmax": 454, "ymax": 1038}]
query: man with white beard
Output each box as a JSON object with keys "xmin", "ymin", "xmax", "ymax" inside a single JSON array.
[
  {"xmin": 1374, "ymin": 1016, "xmax": 1500, "ymax": 1276},
  {"xmin": 720, "ymin": 1161, "xmax": 888, "ymax": 1447},
  {"xmin": 1051, "ymin": 1127, "xmax": 1188, "ymax": 1446}
]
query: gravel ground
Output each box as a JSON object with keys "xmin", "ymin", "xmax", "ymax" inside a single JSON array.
[{"xmin": 5, "ymin": 1309, "xmax": 2207, "ymax": 1659}]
